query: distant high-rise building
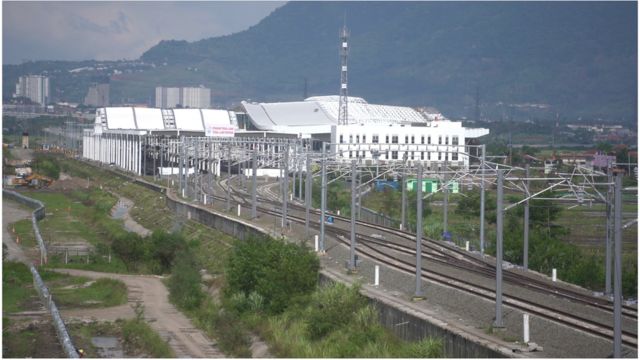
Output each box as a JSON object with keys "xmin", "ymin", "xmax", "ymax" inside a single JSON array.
[
  {"xmin": 181, "ymin": 87, "xmax": 211, "ymax": 108},
  {"xmin": 14, "ymin": 75, "xmax": 49, "ymax": 106},
  {"xmin": 155, "ymin": 86, "xmax": 210, "ymax": 108},
  {"xmin": 84, "ymin": 83, "xmax": 110, "ymax": 107},
  {"xmin": 155, "ymin": 87, "xmax": 181, "ymax": 108}
]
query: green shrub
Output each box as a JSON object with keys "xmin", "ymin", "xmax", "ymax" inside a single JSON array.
[
  {"xmin": 305, "ymin": 283, "xmax": 365, "ymax": 339},
  {"xmin": 168, "ymin": 249, "xmax": 204, "ymax": 311},
  {"xmin": 225, "ymin": 236, "xmax": 319, "ymax": 314}
]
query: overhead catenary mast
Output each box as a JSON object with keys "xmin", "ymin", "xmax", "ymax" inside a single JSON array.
[{"xmin": 338, "ymin": 20, "xmax": 349, "ymax": 125}]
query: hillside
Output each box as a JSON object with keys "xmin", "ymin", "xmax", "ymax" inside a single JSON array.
[{"xmin": 4, "ymin": 2, "xmax": 637, "ymax": 121}]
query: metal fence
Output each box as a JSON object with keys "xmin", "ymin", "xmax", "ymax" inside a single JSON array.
[{"xmin": 3, "ymin": 189, "xmax": 78, "ymax": 358}]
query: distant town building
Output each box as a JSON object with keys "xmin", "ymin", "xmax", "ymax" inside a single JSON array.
[
  {"xmin": 181, "ymin": 87, "xmax": 211, "ymax": 108},
  {"xmin": 14, "ymin": 75, "xmax": 49, "ymax": 106},
  {"xmin": 22, "ymin": 132, "xmax": 29, "ymax": 149},
  {"xmin": 84, "ymin": 83, "xmax": 110, "ymax": 107},
  {"xmin": 155, "ymin": 86, "xmax": 210, "ymax": 108},
  {"xmin": 155, "ymin": 87, "xmax": 181, "ymax": 108}
]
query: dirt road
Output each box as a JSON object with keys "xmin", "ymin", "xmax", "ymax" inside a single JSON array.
[
  {"xmin": 3, "ymin": 199, "xmax": 31, "ymax": 263},
  {"xmin": 55, "ymin": 268, "xmax": 223, "ymax": 358}
]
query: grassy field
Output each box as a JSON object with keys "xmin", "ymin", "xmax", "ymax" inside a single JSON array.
[
  {"xmin": 49, "ymin": 277, "xmax": 128, "ymax": 309},
  {"xmin": 3, "ymin": 262, "xmax": 39, "ymax": 314}
]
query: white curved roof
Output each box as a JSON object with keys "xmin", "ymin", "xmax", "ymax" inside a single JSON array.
[
  {"xmin": 95, "ymin": 107, "xmax": 237, "ymax": 133},
  {"xmin": 242, "ymin": 96, "xmax": 428, "ymax": 133},
  {"xmin": 134, "ymin": 108, "xmax": 164, "ymax": 130}
]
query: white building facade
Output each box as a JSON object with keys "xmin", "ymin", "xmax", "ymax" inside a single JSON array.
[
  {"xmin": 14, "ymin": 75, "xmax": 50, "ymax": 106},
  {"xmin": 331, "ymin": 121, "xmax": 488, "ymax": 168},
  {"xmin": 83, "ymin": 107, "xmax": 237, "ymax": 175}
]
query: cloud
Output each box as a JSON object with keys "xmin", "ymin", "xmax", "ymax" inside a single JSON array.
[
  {"xmin": 66, "ymin": 11, "xmax": 129, "ymax": 35},
  {"xmin": 3, "ymin": 1, "xmax": 285, "ymax": 64}
]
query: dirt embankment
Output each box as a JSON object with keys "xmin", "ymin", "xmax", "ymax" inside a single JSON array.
[{"xmin": 55, "ymin": 268, "xmax": 224, "ymax": 358}]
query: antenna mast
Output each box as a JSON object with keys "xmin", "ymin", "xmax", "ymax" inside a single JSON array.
[{"xmin": 338, "ymin": 19, "xmax": 349, "ymax": 125}]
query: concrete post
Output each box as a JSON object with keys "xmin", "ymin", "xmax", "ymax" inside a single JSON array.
[
  {"xmin": 374, "ymin": 265, "xmax": 380, "ymax": 286},
  {"xmin": 282, "ymin": 144, "xmax": 289, "ymax": 229},
  {"xmin": 480, "ymin": 145, "xmax": 486, "ymax": 254},
  {"xmin": 251, "ymin": 149, "xmax": 257, "ymax": 219},
  {"xmin": 494, "ymin": 169, "xmax": 504, "ymax": 328},
  {"xmin": 298, "ymin": 149, "xmax": 303, "ymax": 201},
  {"xmin": 415, "ymin": 162, "xmax": 425, "ymax": 298},
  {"xmin": 305, "ymin": 152, "xmax": 311, "ymax": 237},
  {"xmin": 349, "ymin": 160, "xmax": 357, "ymax": 271},
  {"xmin": 227, "ymin": 146, "xmax": 231, "ymax": 212},
  {"xmin": 292, "ymin": 153, "xmax": 296, "ymax": 200},
  {"xmin": 320, "ymin": 144, "xmax": 327, "ymax": 252},
  {"xmin": 401, "ymin": 162, "xmax": 407, "ymax": 231},
  {"xmin": 443, "ymin": 157, "xmax": 449, "ymax": 237},
  {"xmin": 605, "ymin": 163, "xmax": 613, "ymax": 294},
  {"xmin": 613, "ymin": 173, "xmax": 622, "ymax": 358},
  {"xmin": 179, "ymin": 139, "xmax": 184, "ymax": 196},
  {"xmin": 524, "ymin": 163, "xmax": 530, "ymax": 270},
  {"xmin": 523, "ymin": 314, "xmax": 530, "ymax": 344}
]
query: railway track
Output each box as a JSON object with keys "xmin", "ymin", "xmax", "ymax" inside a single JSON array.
[
  {"xmin": 189, "ymin": 175, "xmax": 638, "ymax": 348},
  {"xmin": 220, "ymin": 177, "xmax": 638, "ymax": 321}
]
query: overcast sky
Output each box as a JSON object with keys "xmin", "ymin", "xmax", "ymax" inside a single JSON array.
[{"xmin": 2, "ymin": 1, "xmax": 285, "ymax": 64}]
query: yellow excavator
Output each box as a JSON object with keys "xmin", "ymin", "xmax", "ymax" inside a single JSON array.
[{"xmin": 25, "ymin": 173, "xmax": 54, "ymax": 188}]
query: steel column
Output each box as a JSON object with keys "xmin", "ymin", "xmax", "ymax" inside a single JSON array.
[
  {"xmin": 349, "ymin": 160, "xmax": 357, "ymax": 271},
  {"xmin": 524, "ymin": 163, "xmax": 530, "ymax": 270},
  {"xmin": 494, "ymin": 169, "xmax": 504, "ymax": 328},
  {"xmin": 415, "ymin": 162, "xmax": 425, "ymax": 298},
  {"xmin": 251, "ymin": 149, "xmax": 257, "ymax": 219},
  {"xmin": 480, "ymin": 144, "xmax": 486, "ymax": 254},
  {"xmin": 613, "ymin": 173, "xmax": 622, "ymax": 357}
]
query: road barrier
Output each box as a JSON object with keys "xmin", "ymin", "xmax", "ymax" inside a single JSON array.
[{"xmin": 3, "ymin": 189, "xmax": 78, "ymax": 358}]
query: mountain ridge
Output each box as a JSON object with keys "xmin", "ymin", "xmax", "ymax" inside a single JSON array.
[{"xmin": 4, "ymin": 1, "xmax": 637, "ymax": 121}]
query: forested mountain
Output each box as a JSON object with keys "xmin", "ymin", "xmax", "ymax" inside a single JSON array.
[{"xmin": 4, "ymin": 2, "xmax": 637, "ymax": 121}]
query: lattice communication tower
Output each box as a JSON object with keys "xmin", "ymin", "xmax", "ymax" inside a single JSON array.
[{"xmin": 338, "ymin": 23, "xmax": 349, "ymax": 125}]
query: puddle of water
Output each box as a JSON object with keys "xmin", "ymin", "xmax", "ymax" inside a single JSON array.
[
  {"xmin": 111, "ymin": 205, "xmax": 127, "ymax": 219},
  {"xmin": 91, "ymin": 336, "xmax": 124, "ymax": 358}
]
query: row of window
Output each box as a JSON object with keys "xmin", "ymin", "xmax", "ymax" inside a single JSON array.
[
  {"xmin": 339, "ymin": 134, "xmax": 459, "ymax": 146},
  {"xmin": 342, "ymin": 150, "xmax": 459, "ymax": 161}
]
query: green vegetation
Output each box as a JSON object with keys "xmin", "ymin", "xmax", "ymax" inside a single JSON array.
[
  {"xmin": 10, "ymin": 218, "xmax": 37, "ymax": 248},
  {"xmin": 3, "ymin": 262, "xmax": 38, "ymax": 314},
  {"xmin": 167, "ymin": 234, "xmax": 443, "ymax": 357},
  {"xmin": 32, "ymin": 153, "xmax": 61, "ymax": 179},
  {"xmin": 121, "ymin": 304, "xmax": 175, "ymax": 358},
  {"xmin": 225, "ymin": 236, "xmax": 319, "ymax": 314},
  {"xmin": 50, "ymin": 278, "xmax": 127, "ymax": 309}
]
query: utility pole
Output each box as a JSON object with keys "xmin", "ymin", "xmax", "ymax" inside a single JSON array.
[
  {"xmin": 443, "ymin": 156, "xmax": 449, "ymax": 237},
  {"xmin": 414, "ymin": 162, "xmax": 425, "ymax": 299},
  {"xmin": 605, "ymin": 161, "xmax": 613, "ymax": 295},
  {"xmin": 524, "ymin": 163, "xmax": 530, "ymax": 270},
  {"xmin": 320, "ymin": 143, "xmax": 327, "ymax": 252},
  {"xmin": 480, "ymin": 144, "xmax": 486, "ymax": 254},
  {"xmin": 251, "ymin": 149, "xmax": 257, "ymax": 219},
  {"xmin": 305, "ymin": 152, "xmax": 311, "ymax": 237},
  {"xmin": 226, "ymin": 145, "xmax": 231, "ymax": 211},
  {"xmin": 494, "ymin": 169, "xmax": 504, "ymax": 328},
  {"xmin": 401, "ymin": 159, "xmax": 407, "ymax": 231},
  {"xmin": 613, "ymin": 172, "xmax": 622, "ymax": 357},
  {"xmin": 282, "ymin": 144, "xmax": 289, "ymax": 229},
  {"xmin": 349, "ymin": 160, "xmax": 357, "ymax": 271}
]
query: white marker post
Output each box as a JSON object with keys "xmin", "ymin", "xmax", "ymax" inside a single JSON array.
[
  {"xmin": 237, "ymin": 204, "xmax": 241, "ymax": 217},
  {"xmin": 374, "ymin": 265, "xmax": 380, "ymax": 287},
  {"xmin": 314, "ymin": 235, "xmax": 319, "ymax": 252},
  {"xmin": 552, "ymin": 268, "xmax": 557, "ymax": 282},
  {"xmin": 465, "ymin": 241, "xmax": 470, "ymax": 251},
  {"xmin": 523, "ymin": 314, "xmax": 530, "ymax": 343}
]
